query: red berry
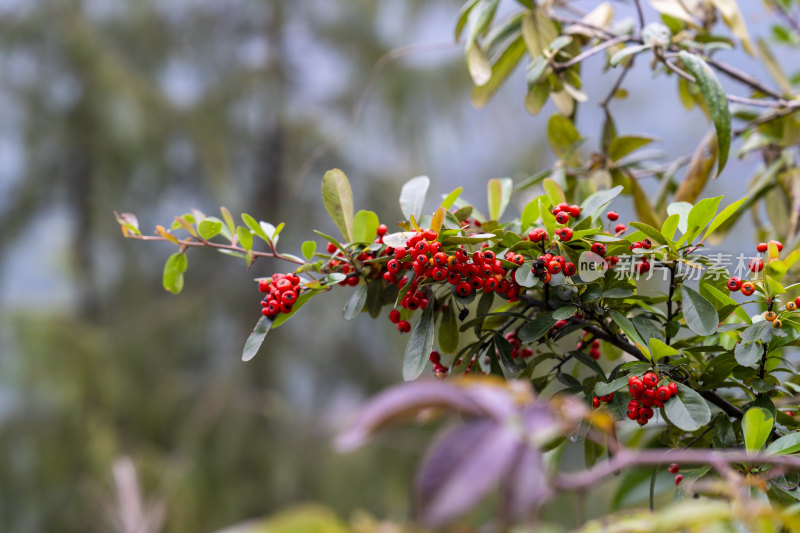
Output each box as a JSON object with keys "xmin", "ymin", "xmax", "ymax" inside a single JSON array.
[
  {"xmin": 607, "ymin": 211, "xmax": 619, "ymax": 221},
  {"xmin": 770, "ymin": 240, "xmax": 784, "ymax": 252},
  {"xmin": 675, "ymin": 474, "xmax": 683, "ymax": 486},
  {"xmin": 555, "ymin": 211, "xmax": 570, "ymax": 224},
  {"xmin": 749, "ymin": 258, "xmax": 764, "ymax": 272},
  {"xmin": 484, "ymin": 277, "xmax": 498, "ymax": 292},
  {"xmin": 642, "ymin": 372, "xmax": 658, "ymax": 388},
  {"xmin": 629, "ymin": 378, "xmax": 644, "ymax": 398},
  {"xmin": 455, "ymin": 281, "xmax": 472, "ymax": 297},
  {"xmin": 563, "ymin": 262, "xmax": 577, "ymax": 276},
  {"xmin": 635, "ymin": 260, "xmax": 651, "ymax": 274},
  {"xmin": 631, "ymin": 241, "xmax": 642, "ymax": 251},
  {"xmin": 558, "ymin": 227, "xmax": 573, "ymax": 241},
  {"xmin": 279, "ymin": 301, "xmax": 293, "ymax": 314},
  {"xmin": 423, "ymin": 229, "xmax": 438, "ymax": 241},
  {"xmin": 727, "ymin": 277, "xmax": 742, "ymax": 291},
  {"xmin": 795, "ymin": 297, "xmax": 800, "ymax": 308},
  {"xmin": 415, "ymin": 241, "xmax": 430, "ymax": 255},
  {"xmin": 557, "ymin": 202, "xmax": 569, "ymax": 212},
  {"xmin": 429, "ymin": 351, "xmax": 441, "ymax": 364},
  {"xmin": 656, "ymin": 386, "xmax": 671, "ymax": 401},
  {"xmin": 389, "ymin": 309, "xmax": 401, "ymax": 323},
  {"xmin": 568, "ymin": 205, "xmax": 581, "ymax": 218},
  {"xmin": 757, "ymin": 242, "xmax": 768, "ymax": 253},
  {"xmin": 376, "ymin": 224, "xmax": 388, "ymax": 237},
  {"xmin": 589, "ymin": 348, "xmax": 600, "ymax": 360},
  {"xmin": 614, "ymin": 223, "xmax": 627, "ymax": 233},
  {"xmin": 642, "ymin": 239, "xmax": 652, "ymax": 249},
  {"xmin": 668, "ymin": 382, "xmax": 679, "ymax": 396},
  {"xmin": 741, "ymin": 282, "xmax": 756, "ymax": 296},
  {"xmin": 258, "ymin": 279, "xmax": 270, "ymax": 293},
  {"xmin": 547, "ymin": 260, "xmax": 562, "ymax": 274},
  {"xmin": 397, "ymin": 320, "xmax": 411, "ymax": 333},
  {"xmin": 482, "ymin": 250, "xmax": 496, "ymax": 262},
  {"xmin": 668, "ymin": 463, "xmax": 680, "ymax": 474},
  {"xmin": 432, "ymin": 267, "xmax": 447, "ymax": 281},
  {"xmin": 592, "ymin": 397, "xmax": 600, "ymax": 408},
  {"xmin": 591, "ymin": 243, "xmax": 606, "ymax": 256}
]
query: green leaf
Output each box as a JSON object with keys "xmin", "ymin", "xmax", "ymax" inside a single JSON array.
[
  {"xmin": 579, "ymin": 185, "xmax": 624, "ymax": 220},
  {"xmin": 236, "ymin": 226, "xmax": 253, "ymax": 251},
  {"xmin": 301, "ymin": 241, "xmax": 317, "ymax": 261},
  {"xmin": 399, "ymin": 176, "xmax": 430, "ymax": 222},
  {"xmin": 734, "ymin": 342, "xmax": 761, "ymax": 367},
  {"xmin": 352, "ymin": 210, "xmax": 379, "ymax": 243},
  {"xmin": 496, "ymin": 336, "xmax": 526, "ymax": 373},
  {"xmin": 515, "ymin": 261, "xmax": 539, "ymax": 288},
  {"xmin": 242, "ymin": 213, "xmax": 271, "ymax": 243},
  {"xmin": 608, "ymin": 135, "xmax": 654, "ymax": 161},
  {"xmin": 518, "ymin": 313, "xmax": 556, "ymax": 343},
  {"xmin": 321, "ymin": 168, "xmax": 355, "ymax": 241},
  {"xmin": 741, "ymin": 320, "xmax": 774, "ymax": 344},
  {"xmin": 272, "ymin": 290, "xmax": 315, "ymax": 328},
  {"xmin": 687, "ymin": 195, "xmax": 722, "ymax": 231},
  {"xmin": 439, "ymin": 301, "xmax": 459, "ymax": 354},
  {"xmin": 403, "ymin": 301, "xmax": 436, "ymax": 381},
  {"xmin": 667, "ymin": 202, "xmax": 693, "ymax": 234},
  {"xmin": 743, "ymin": 407, "xmax": 774, "ymax": 454},
  {"xmin": 609, "ymin": 310, "xmax": 647, "ymax": 348},
  {"xmin": 609, "ymin": 44, "xmax": 651, "ymax": 66},
  {"xmin": 766, "ymin": 432, "xmax": 800, "ymax": 455},
  {"xmin": 455, "ymin": 0, "xmax": 481, "ymax": 40},
  {"xmin": 680, "ymin": 285, "xmax": 718, "ymax": 336},
  {"xmin": 661, "ymin": 214, "xmax": 680, "ymax": 240},
  {"xmin": 595, "ymin": 376, "xmax": 629, "ymax": 396},
  {"xmin": 713, "ymin": 415, "xmax": 738, "ymax": 448},
  {"xmin": 242, "ymin": 316, "xmax": 272, "ymax": 362},
  {"xmin": 703, "ymin": 196, "xmax": 747, "ymax": 241},
  {"xmin": 472, "ymin": 36, "xmax": 526, "ymax": 107},
  {"xmin": 343, "ymin": 283, "xmax": 368, "ymax": 320},
  {"xmin": 539, "ymin": 198, "xmax": 556, "ymax": 241},
  {"xmin": 649, "ymin": 338, "xmax": 679, "ymax": 361},
  {"xmin": 662, "ymin": 386, "xmax": 712, "ymax": 432},
  {"xmin": 542, "ymin": 178, "xmax": 566, "ymax": 207},
  {"xmin": 520, "ymin": 195, "xmax": 543, "ymax": 231},
  {"xmin": 628, "ymin": 222, "xmax": 668, "ymax": 246},
  {"xmin": 162, "ymin": 252, "xmax": 187, "ymax": 294},
  {"xmin": 678, "ymin": 51, "xmax": 731, "ymax": 176},
  {"xmin": 197, "ymin": 218, "xmax": 223, "ymax": 240},
  {"xmin": 487, "ymin": 177, "xmax": 513, "ymax": 221},
  {"xmin": 552, "ymin": 305, "xmax": 577, "ymax": 320},
  {"xmin": 547, "ymin": 114, "xmax": 581, "ymax": 160},
  {"xmin": 441, "ymin": 187, "xmax": 463, "ymax": 209}
]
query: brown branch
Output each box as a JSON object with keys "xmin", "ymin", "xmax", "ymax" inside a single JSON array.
[
  {"xmin": 126, "ymin": 234, "xmax": 308, "ymax": 265},
  {"xmin": 554, "ymin": 448, "xmax": 800, "ymax": 490}
]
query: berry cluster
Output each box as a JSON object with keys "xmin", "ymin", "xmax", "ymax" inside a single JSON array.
[
  {"xmin": 626, "ymin": 372, "xmax": 679, "ymax": 426},
  {"xmin": 577, "ymin": 331, "xmax": 603, "ymax": 359},
  {"xmin": 259, "ymin": 273, "xmax": 302, "ymax": 318},
  {"xmin": 591, "ymin": 393, "xmax": 614, "ymax": 408},
  {"xmin": 669, "ymin": 463, "xmax": 683, "ymax": 486},
  {"xmin": 606, "ymin": 211, "xmax": 626, "ymax": 234},
  {"xmin": 727, "ymin": 240, "xmax": 786, "ymax": 298},
  {"xmin": 504, "ymin": 330, "xmax": 534, "ymax": 359},
  {"xmin": 383, "ymin": 231, "xmax": 523, "ymax": 310}
]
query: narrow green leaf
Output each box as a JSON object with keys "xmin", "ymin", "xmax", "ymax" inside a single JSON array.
[
  {"xmin": 402, "ymin": 301, "xmax": 436, "ymax": 381},
  {"xmin": 242, "ymin": 213, "xmax": 271, "ymax": 243},
  {"xmin": 680, "ymin": 285, "xmax": 718, "ymax": 336},
  {"xmin": 518, "ymin": 313, "xmax": 556, "ymax": 343},
  {"xmin": 542, "ymin": 178, "xmax": 566, "ymax": 207},
  {"xmin": 687, "ymin": 195, "xmax": 722, "ymax": 231},
  {"xmin": 595, "ymin": 376, "xmax": 629, "ymax": 396},
  {"xmin": 487, "ymin": 177, "xmax": 513, "ymax": 221},
  {"xmin": 608, "ymin": 135, "xmax": 654, "ymax": 161},
  {"xmin": 579, "ymin": 186, "xmax": 624, "ymax": 220},
  {"xmin": 628, "ymin": 222, "xmax": 668, "ymax": 245},
  {"xmin": 321, "ymin": 168, "xmax": 355, "ymax": 241},
  {"xmin": 521, "ymin": 195, "xmax": 544, "ymax": 231},
  {"xmin": 439, "ymin": 301, "xmax": 459, "ymax": 353},
  {"xmin": 242, "ymin": 316, "xmax": 272, "ymax": 362},
  {"xmin": 743, "ymin": 407, "xmax": 774, "ymax": 454},
  {"xmin": 649, "ymin": 338, "xmax": 679, "ymax": 361},
  {"xmin": 766, "ymin": 432, "xmax": 800, "ymax": 455},
  {"xmin": 472, "ymin": 36, "xmax": 526, "ymax": 107},
  {"xmin": 301, "ymin": 241, "xmax": 317, "ymax": 261},
  {"xmin": 441, "ymin": 187, "xmax": 463, "ymax": 209},
  {"xmin": 609, "ymin": 310, "xmax": 647, "ymax": 348},
  {"xmin": 678, "ymin": 51, "xmax": 731, "ymax": 176},
  {"xmin": 609, "ymin": 43, "xmax": 651, "ymax": 66},
  {"xmin": 661, "ymin": 214, "xmax": 680, "ymax": 240},
  {"xmin": 343, "ymin": 283, "xmax": 368, "ymax": 320},
  {"xmin": 703, "ymin": 196, "xmax": 746, "ymax": 240},
  {"xmin": 547, "ymin": 114, "xmax": 581, "ymax": 160}
]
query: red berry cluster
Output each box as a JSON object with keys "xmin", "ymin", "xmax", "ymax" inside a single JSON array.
[
  {"xmin": 668, "ymin": 463, "xmax": 683, "ymax": 485},
  {"xmin": 505, "ymin": 330, "xmax": 533, "ymax": 359},
  {"xmin": 383, "ymin": 231, "xmax": 522, "ymax": 311},
  {"xmin": 259, "ymin": 273, "xmax": 302, "ymax": 318},
  {"xmin": 429, "ymin": 350, "xmax": 447, "ymax": 376},
  {"xmin": 626, "ymin": 372, "xmax": 679, "ymax": 426},
  {"xmin": 592, "ymin": 393, "xmax": 614, "ymax": 408},
  {"xmin": 577, "ymin": 331, "xmax": 602, "ymax": 359},
  {"xmin": 388, "ymin": 308, "xmax": 411, "ymax": 333},
  {"xmin": 606, "ymin": 211, "xmax": 626, "ymax": 233},
  {"xmin": 525, "ymin": 252, "xmax": 578, "ymax": 284},
  {"xmin": 726, "ymin": 240, "xmax": 786, "ymax": 297}
]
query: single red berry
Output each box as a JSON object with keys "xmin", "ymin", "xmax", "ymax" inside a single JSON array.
[
  {"xmin": 484, "ymin": 277, "xmax": 498, "ymax": 292},
  {"xmin": 727, "ymin": 277, "xmax": 742, "ymax": 291},
  {"xmin": 557, "ymin": 202, "xmax": 570, "ymax": 212},
  {"xmin": 642, "ymin": 372, "xmax": 658, "ymax": 388},
  {"xmin": 547, "ymin": 260, "xmax": 562, "ymax": 275},
  {"xmin": 455, "ymin": 281, "xmax": 472, "ymax": 297},
  {"xmin": 668, "ymin": 463, "xmax": 680, "ymax": 474},
  {"xmin": 258, "ymin": 279, "xmax": 270, "ymax": 293},
  {"xmin": 656, "ymin": 385, "xmax": 672, "ymax": 401},
  {"xmin": 389, "ymin": 309, "xmax": 401, "ymax": 323},
  {"xmin": 635, "ymin": 260, "xmax": 651, "ymax": 274},
  {"xmin": 480, "ymin": 263, "xmax": 494, "ymax": 278},
  {"xmin": 513, "ymin": 254, "xmax": 524, "ymax": 266},
  {"xmin": 631, "ymin": 241, "xmax": 642, "ymax": 251},
  {"xmin": 749, "ymin": 258, "xmax": 764, "ymax": 272},
  {"xmin": 281, "ymin": 290, "xmax": 298, "ymax": 305},
  {"xmin": 642, "ymin": 239, "xmax": 652, "ymax": 249},
  {"xmin": 432, "ymin": 267, "xmax": 447, "ymax": 281},
  {"xmin": 395, "ymin": 247, "xmax": 407, "ymax": 260},
  {"xmin": 468, "ymin": 276, "xmax": 484, "ymax": 290},
  {"xmin": 629, "ymin": 378, "xmax": 644, "ymax": 398},
  {"xmin": 376, "ymin": 224, "xmax": 388, "ymax": 237},
  {"xmin": 639, "ymin": 406, "xmax": 654, "ymax": 420},
  {"xmin": 563, "ymin": 262, "xmax": 577, "ymax": 276},
  {"xmin": 327, "ymin": 242, "xmax": 337, "ymax": 254},
  {"xmin": 415, "ymin": 241, "xmax": 430, "ymax": 255},
  {"xmin": 279, "ymin": 301, "xmax": 293, "ymax": 314},
  {"xmin": 568, "ymin": 205, "xmax": 581, "ymax": 218},
  {"xmin": 795, "ymin": 296, "xmax": 800, "ymax": 308},
  {"xmin": 482, "ymin": 250, "xmax": 496, "ymax": 262},
  {"xmin": 592, "ymin": 397, "xmax": 600, "ymax": 408},
  {"xmin": 430, "ymin": 241, "xmax": 443, "ymax": 254},
  {"xmin": 757, "ymin": 242, "xmax": 769, "ymax": 253},
  {"xmin": 607, "ymin": 211, "xmax": 619, "ymax": 221},
  {"xmin": 423, "ymin": 229, "xmax": 437, "ymax": 241},
  {"xmin": 770, "ymin": 240, "xmax": 784, "ymax": 252},
  {"xmin": 589, "ymin": 348, "xmax": 600, "ymax": 360},
  {"xmin": 429, "ymin": 351, "xmax": 441, "ymax": 364},
  {"xmin": 741, "ymin": 281, "xmax": 756, "ymax": 296},
  {"xmin": 387, "ymin": 259, "xmax": 401, "ymax": 273},
  {"xmin": 590, "ymin": 243, "xmax": 606, "ymax": 256},
  {"xmin": 447, "ymin": 270, "xmax": 461, "ymax": 285},
  {"xmin": 433, "ymin": 252, "xmax": 448, "ymax": 266},
  {"xmin": 555, "ymin": 211, "xmax": 570, "ymax": 224},
  {"xmin": 668, "ymin": 382, "xmax": 679, "ymax": 396},
  {"xmin": 614, "ymin": 223, "xmax": 626, "ymax": 233},
  {"xmin": 675, "ymin": 474, "xmax": 683, "ymax": 486},
  {"xmin": 397, "ymin": 320, "xmax": 411, "ymax": 333},
  {"xmin": 558, "ymin": 227, "xmax": 573, "ymax": 241}
]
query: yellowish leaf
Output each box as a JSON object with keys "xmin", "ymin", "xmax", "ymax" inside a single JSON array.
[
  {"xmin": 709, "ymin": 0, "xmax": 755, "ymax": 56},
  {"xmin": 674, "ymin": 129, "xmax": 717, "ymax": 203}
]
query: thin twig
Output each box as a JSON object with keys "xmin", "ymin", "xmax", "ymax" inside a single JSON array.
[
  {"xmin": 126, "ymin": 234, "xmax": 307, "ymax": 265},
  {"xmin": 553, "ymin": 35, "xmax": 632, "ymax": 71},
  {"xmin": 632, "ymin": 0, "xmax": 645, "ymax": 29}
]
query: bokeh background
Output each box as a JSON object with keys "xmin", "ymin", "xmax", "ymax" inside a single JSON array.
[{"xmin": 0, "ymin": 0, "xmax": 786, "ymax": 531}]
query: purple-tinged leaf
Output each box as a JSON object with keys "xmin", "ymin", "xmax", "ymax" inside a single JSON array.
[
  {"xmin": 415, "ymin": 419, "xmax": 520, "ymax": 527},
  {"xmin": 501, "ymin": 444, "xmax": 550, "ymax": 521}
]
